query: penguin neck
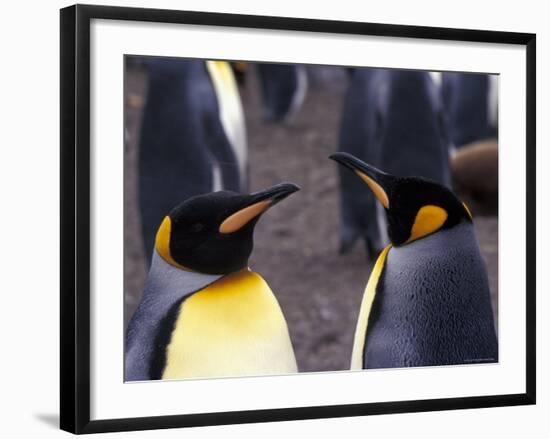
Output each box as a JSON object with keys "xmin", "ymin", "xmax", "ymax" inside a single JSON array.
[
  {"xmin": 145, "ymin": 250, "xmax": 226, "ymax": 298},
  {"xmin": 393, "ymin": 220, "xmax": 478, "ymax": 257}
]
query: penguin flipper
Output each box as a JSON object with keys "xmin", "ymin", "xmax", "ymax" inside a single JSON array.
[{"xmin": 125, "ymin": 304, "xmax": 155, "ymax": 381}]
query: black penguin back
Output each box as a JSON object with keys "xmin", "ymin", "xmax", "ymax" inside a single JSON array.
[
  {"xmin": 442, "ymin": 72, "xmax": 496, "ymax": 149},
  {"xmin": 380, "ymin": 70, "xmax": 451, "ymax": 187},
  {"xmin": 257, "ymin": 63, "xmax": 303, "ymax": 122},
  {"xmin": 364, "ymin": 222, "xmax": 497, "ymax": 368}
]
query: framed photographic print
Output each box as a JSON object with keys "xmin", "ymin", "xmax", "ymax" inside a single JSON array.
[{"xmin": 60, "ymin": 4, "xmax": 536, "ymax": 434}]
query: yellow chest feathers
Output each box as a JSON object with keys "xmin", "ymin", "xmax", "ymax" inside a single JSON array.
[{"xmin": 162, "ymin": 270, "xmax": 297, "ymax": 380}]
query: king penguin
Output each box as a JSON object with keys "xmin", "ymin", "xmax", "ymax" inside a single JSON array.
[
  {"xmin": 441, "ymin": 72, "xmax": 498, "ymax": 150},
  {"xmin": 330, "ymin": 152, "xmax": 497, "ymax": 369},
  {"xmin": 441, "ymin": 72, "xmax": 499, "ymax": 210},
  {"xmin": 336, "ymin": 69, "xmax": 451, "ymax": 258},
  {"xmin": 257, "ymin": 63, "xmax": 308, "ymax": 123},
  {"xmin": 138, "ymin": 58, "xmax": 247, "ymax": 262},
  {"xmin": 125, "ymin": 183, "xmax": 300, "ymax": 381}
]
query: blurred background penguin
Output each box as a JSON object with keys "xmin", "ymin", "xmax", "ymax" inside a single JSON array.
[
  {"xmin": 137, "ymin": 58, "xmax": 247, "ymax": 264},
  {"xmin": 125, "ymin": 57, "xmax": 498, "ymax": 374},
  {"xmin": 337, "ymin": 69, "xmax": 451, "ymax": 258},
  {"xmin": 256, "ymin": 63, "xmax": 308, "ymax": 123},
  {"xmin": 442, "ymin": 72, "xmax": 499, "ymax": 212},
  {"xmin": 136, "ymin": 59, "xmax": 309, "ymax": 264}
]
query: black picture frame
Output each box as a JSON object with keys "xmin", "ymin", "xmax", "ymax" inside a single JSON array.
[{"xmin": 60, "ymin": 4, "xmax": 536, "ymax": 434}]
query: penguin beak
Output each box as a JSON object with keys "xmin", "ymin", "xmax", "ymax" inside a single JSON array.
[
  {"xmin": 219, "ymin": 183, "xmax": 300, "ymax": 234},
  {"xmin": 330, "ymin": 152, "xmax": 395, "ymax": 209}
]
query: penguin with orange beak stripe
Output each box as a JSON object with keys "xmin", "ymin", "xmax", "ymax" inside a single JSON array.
[
  {"xmin": 330, "ymin": 152, "xmax": 497, "ymax": 369},
  {"xmin": 125, "ymin": 183, "xmax": 299, "ymax": 381}
]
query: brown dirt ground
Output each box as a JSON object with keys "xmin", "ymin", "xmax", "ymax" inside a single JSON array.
[{"xmin": 124, "ymin": 64, "xmax": 498, "ymax": 373}]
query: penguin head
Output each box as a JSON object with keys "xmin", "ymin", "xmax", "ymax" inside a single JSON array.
[
  {"xmin": 330, "ymin": 152, "xmax": 472, "ymax": 246},
  {"xmin": 154, "ymin": 183, "xmax": 300, "ymax": 274}
]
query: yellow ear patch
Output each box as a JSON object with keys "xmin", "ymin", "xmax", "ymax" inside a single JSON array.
[
  {"xmin": 407, "ymin": 205, "xmax": 448, "ymax": 243},
  {"xmin": 155, "ymin": 216, "xmax": 191, "ymax": 270},
  {"xmin": 355, "ymin": 171, "xmax": 389, "ymax": 208},
  {"xmin": 219, "ymin": 200, "xmax": 271, "ymax": 234}
]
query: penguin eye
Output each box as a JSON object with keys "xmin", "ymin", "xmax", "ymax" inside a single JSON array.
[{"xmin": 190, "ymin": 222, "xmax": 205, "ymax": 233}]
